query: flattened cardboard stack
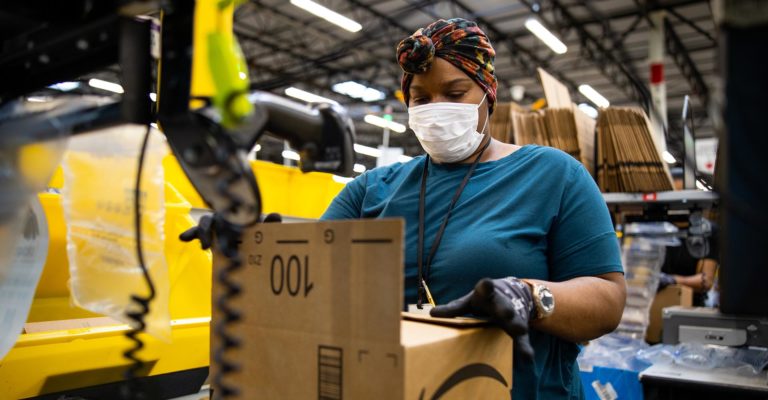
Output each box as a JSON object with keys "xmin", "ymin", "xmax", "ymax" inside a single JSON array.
[
  {"xmin": 489, "ymin": 102, "xmax": 525, "ymax": 144},
  {"xmin": 211, "ymin": 219, "xmax": 513, "ymax": 399},
  {"xmin": 542, "ymin": 108, "xmax": 582, "ymax": 160},
  {"xmin": 596, "ymin": 107, "xmax": 674, "ymax": 192},
  {"xmin": 503, "ymin": 106, "xmax": 594, "ymax": 174},
  {"xmin": 489, "ymin": 68, "xmax": 596, "ymax": 175},
  {"xmin": 509, "ymin": 109, "xmax": 547, "ymax": 147},
  {"xmin": 538, "ymin": 68, "xmax": 572, "ymax": 109}
]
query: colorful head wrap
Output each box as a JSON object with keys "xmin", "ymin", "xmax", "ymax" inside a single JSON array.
[{"xmin": 396, "ymin": 18, "xmax": 497, "ymax": 113}]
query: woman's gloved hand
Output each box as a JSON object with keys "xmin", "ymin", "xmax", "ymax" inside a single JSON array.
[
  {"xmin": 179, "ymin": 212, "xmax": 283, "ymax": 250},
  {"xmin": 430, "ymin": 277, "xmax": 535, "ymax": 361}
]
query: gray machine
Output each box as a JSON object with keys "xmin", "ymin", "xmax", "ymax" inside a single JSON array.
[{"xmin": 662, "ymin": 306, "xmax": 768, "ymax": 348}]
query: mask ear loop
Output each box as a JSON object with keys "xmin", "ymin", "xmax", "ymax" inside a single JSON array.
[{"xmin": 476, "ymin": 94, "xmax": 490, "ymax": 135}]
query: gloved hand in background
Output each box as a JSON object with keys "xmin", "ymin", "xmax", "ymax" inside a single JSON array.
[
  {"xmin": 657, "ymin": 272, "xmax": 677, "ymax": 291},
  {"xmin": 430, "ymin": 277, "xmax": 536, "ymax": 361},
  {"xmin": 179, "ymin": 212, "xmax": 283, "ymax": 250}
]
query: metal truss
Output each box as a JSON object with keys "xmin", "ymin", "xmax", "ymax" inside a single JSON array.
[
  {"xmin": 663, "ymin": 17, "xmax": 711, "ymax": 107},
  {"xmin": 241, "ymin": 0, "xmax": 441, "ymax": 94},
  {"xmin": 523, "ymin": 0, "xmax": 654, "ymax": 112},
  {"xmin": 441, "ymin": 0, "xmax": 582, "ymax": 98}
]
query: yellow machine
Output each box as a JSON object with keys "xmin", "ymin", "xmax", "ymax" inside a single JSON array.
[
  {"xmin": 0, "ymin": 157, "xmax": 344, "ymax": 399},
  {"xmin": 0, "ymin": 0, "xmax": 352, "ymax": 397}
]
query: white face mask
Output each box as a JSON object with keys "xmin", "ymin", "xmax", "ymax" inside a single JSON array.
[{"xmin": 408, "ymin": 94, "xmax": 489, "ymax": 163}]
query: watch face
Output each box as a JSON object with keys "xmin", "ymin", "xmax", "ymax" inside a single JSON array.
[{"xmin": 540, "ymin": 288, "xmax": 555, "ymax": 312}]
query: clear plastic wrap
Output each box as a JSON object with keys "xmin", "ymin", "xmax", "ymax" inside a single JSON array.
[
  {"xmin": 62, "ymin": 125, "xmax": 170, "ymax": 341},
  {"xmin": 637, "ymin": 343, "xmax": 768, "ymax": 376},
  {"xmin": 0, "ymin": 197, "xmax": 49, "ymax": 361},
  {"xmin": 578, "ymin": 333, "xmax": 651, "ymax": 373},
  {"xmin": 0, "ymin": 99, "xmax": 69, "ymax": 361},
  {"xmin": 580, "ymin": 339, "xmax": 768, "ymax": 377},
  {"xmin": 615, "ymin": 223, "xmax": 677, "ymax": 339}
]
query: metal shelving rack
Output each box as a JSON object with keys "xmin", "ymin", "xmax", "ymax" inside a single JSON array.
[{"xmin": 603, "ymin": 190, "xmax": 719, "ymax": 213}]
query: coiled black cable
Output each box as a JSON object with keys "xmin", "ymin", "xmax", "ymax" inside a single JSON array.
[
  {"xmin": 211, "ymin": 218, "xmax": 244, "ymax": 398},
  {"xmin": 210, "ymin": 138, "xmax": 262, "ymax": 398},
  {"xmin": 122, "ymin": 124, "xmax": 156, "ymax": 400}
]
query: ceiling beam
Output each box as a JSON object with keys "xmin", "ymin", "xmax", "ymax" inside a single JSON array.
[
  {"xmin": 663, "ymin": 17, "xmax": 710, "ymax": 106},
  {"xmin": 521, "ymin": 0, "xmax": 656, "ymax": 112},
  {"xmin": 444, "ymin": 0, "xmax": 583, "ymax": 96}
]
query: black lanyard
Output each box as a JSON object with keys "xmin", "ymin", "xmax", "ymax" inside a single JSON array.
[{"xmin": 416, "ymin": 138, "xmax": 491, "ymax": 308}]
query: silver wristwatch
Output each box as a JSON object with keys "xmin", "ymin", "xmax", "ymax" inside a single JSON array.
[{"xmin": 522, "ymin": 279, "xmax": 555, "ymax": 319}]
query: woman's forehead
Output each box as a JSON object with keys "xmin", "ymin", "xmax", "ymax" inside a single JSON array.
[{"xmin": 410, "ymin": 59, "xmax": 475, "ymax": 91}]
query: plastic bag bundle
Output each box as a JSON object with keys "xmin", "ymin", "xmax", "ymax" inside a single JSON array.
[
  {"xmin": 62, "ymin": 125, "xmax": 170, "ymax": 341},
  {"xmin": 637, "ymin": 342, "xmax": 768, "ymax": 376},
  {"xmin": 577, "ymin": 333, "xmax": 651, "ymax": 373},
  {"xmin": 0, "ymin": 98, "xmax": 68, "ymax": 361},
  {"xmin": 0, "ymin": 198, "xmax": 49, "ymax": 361},
  {"xmin": 616, "ymin": 222, "xmax": 678, "ymax": 339}
]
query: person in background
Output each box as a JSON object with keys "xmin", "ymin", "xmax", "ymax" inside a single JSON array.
[
  {"xmin": 322, "ymin": 18, "xmax": 626, "ymax": 400},
  {"xmin": 658, "ymin": 213, "xmax": 719, "ymax": 306}
]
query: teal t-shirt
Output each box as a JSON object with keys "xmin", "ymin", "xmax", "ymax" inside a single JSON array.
[{"xmin": 321, "ymin": 145, "xmax": 623, "ymax": 399}]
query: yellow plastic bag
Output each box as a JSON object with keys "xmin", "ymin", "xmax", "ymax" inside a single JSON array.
[{"xmin": 62, "ymin": 125, "xmax": 170, "ymax": 341}]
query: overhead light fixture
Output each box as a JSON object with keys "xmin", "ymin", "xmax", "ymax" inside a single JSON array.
[
  {"xmin": 364, "ymin": 114, "xmax": 406, "ymax": 133},
  {"xmin": 353, "ymin": 143, "xmax": 382, "ymax": 158},
  {"xmin": 332, "ymin": 81, "xmax": 385, "ymax": 102},
  {"xmin": 26, "ymin": 96, "xmax": 52, "ymax": 102},
  {"xmin": 290, "ymin": 0, "xmax": 362, "ymax": 33},
  {"xmin": 354, "ymin": 143, "xmax": 414, "ymax": 162},
  {"xmin": 284, "ymin": 87, "xmax": 337, "ymax": 104},
  {"xmin": 578, "ymin": 84, "xmax": 610, "ymax": 108},
  {"xmin": 282, "ymin": 150, "xmax": 301, "ymax": 161},
  {"xmin": 662, "ymin": 150, "xmax": 677, "ymax": 164},
  {"xmin": 47, "ymin": 81, "xmax": 80, "ymax": 91},
  {"xmin": 353, "ymin": 163, "xmax": 366, "ymax": 173},
  {"xmin": 88, "ymin": 78, "xmax": 124, "ymax": 94},
  {"xmin": 524, "ymin": 18, "xmax": 567, "ymax": 55},
  {"xmin": 149, "ymin": 92, "xmax": 157, "ymax": 102},
  {"xmin": 577, "ymin": 103, "xmax": 598, "ymax": 119},
  {"xmin": 333, "ymin": 175, "xmax": 354, "ymax": 184}
]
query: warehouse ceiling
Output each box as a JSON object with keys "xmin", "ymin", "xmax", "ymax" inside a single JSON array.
[
  {"xmin": 0, "ymin": 0, "xmax": 718, "ymax": 173},
  {"xmin": 235, "ymin": 0, "xmax": 717, "ymax": 170}
]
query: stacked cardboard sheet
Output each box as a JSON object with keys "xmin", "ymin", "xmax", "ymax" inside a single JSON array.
[
  {"xmin": 596, "ymin": 107, "xmax": 674, "ymax": 192},
  {"xmin": 510, "ymin": 109, "xmax": 548, "ymax": 147},
  {"xmin": 496, "ymin": 106, "xmax": 593, "ymax": 174},
  {"xmin": 489, "ymin": 102, "xmax": 525, "ymax": 144},
  {"xmin": 542, "ymin": 108, "xmax": 582, "ymax": 160}
]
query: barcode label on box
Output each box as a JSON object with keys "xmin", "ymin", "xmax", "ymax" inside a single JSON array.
[{"xmin": 318, "ymin": 345, "xmax": 343, "ymax": 400}]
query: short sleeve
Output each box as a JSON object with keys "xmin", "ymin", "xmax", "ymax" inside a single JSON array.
[
  {"xmin": 320, "ymin": 173, "xmax": 368, "ymax": 220},
  {"xmin": 547, "ymin": 163, "xmax": 623, "ymax": 281}
]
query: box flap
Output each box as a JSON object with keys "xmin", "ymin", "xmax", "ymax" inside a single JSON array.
[
  {"xmin": 401, "ymin": 312, "xmax": 489, "ymax": 327},
  {"xmin": 220, "ymin": 219, "xmax": 404, "ymax": 344}
]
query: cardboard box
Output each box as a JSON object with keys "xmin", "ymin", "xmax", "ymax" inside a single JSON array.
[
  {"xmin": 212, "ymin": 219, "xmax": 513, "ymax": 399},
  {"xmin": 646, "ymin": 284, "xmax": 693, "ymax": 343}
]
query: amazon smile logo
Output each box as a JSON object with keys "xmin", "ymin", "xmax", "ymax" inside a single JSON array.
[{"xmin": 418, "ymin": 363, "xmax": 510, "ymax": 399}]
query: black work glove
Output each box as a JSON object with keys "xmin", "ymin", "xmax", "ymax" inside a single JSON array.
[
  {"xmin": 430, "ymin": 277, "xmax": 535, "ymax": 361},
  {"xmin": 179, "ymin": 212, "xmax": 283, "ymax": 250},
  {"xmin": 657, "ymin": 272, "xmax": 677, "ymax": 292}
]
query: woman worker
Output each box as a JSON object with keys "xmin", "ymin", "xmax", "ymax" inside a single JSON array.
[{"xmin": 322, "ymin": 18, "xmax": 626, "ymax": 399}]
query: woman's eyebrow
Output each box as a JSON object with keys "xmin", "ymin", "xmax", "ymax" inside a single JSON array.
[
  {"xmin": 442, "ymin": 78, "xmax": 473, "ymax": 88},
  {"xmin": 410, "ymin": 78, "xmax": 473, "ymax": 94}
]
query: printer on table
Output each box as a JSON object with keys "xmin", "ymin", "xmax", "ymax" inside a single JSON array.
[{"xmin": 662, "ymin": 306, "xmax": 768, "ymax": 348}]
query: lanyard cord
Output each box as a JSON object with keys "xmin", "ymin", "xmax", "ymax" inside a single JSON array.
[{"xmin": 417, "ymin": 137, "xmax": 491, "ymax": 308}]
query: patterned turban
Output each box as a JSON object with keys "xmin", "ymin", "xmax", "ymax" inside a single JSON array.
[{"xmin": 396, "ymin": 18, "xmax": 497, "ymax": 113}]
